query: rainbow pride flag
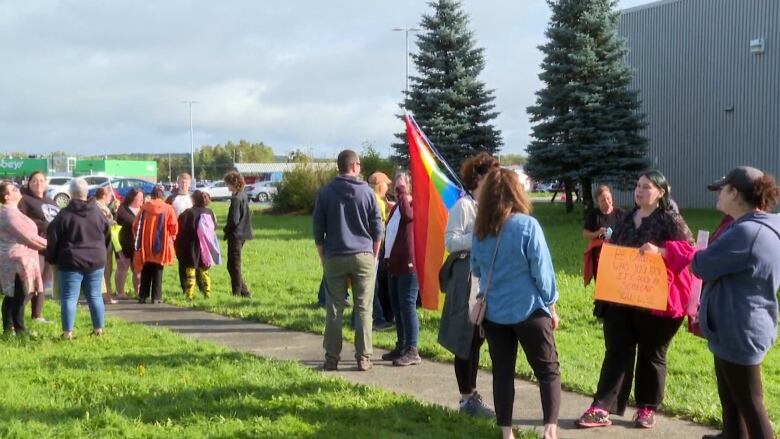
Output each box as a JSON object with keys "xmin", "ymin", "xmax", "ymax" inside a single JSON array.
[{"xmin": 405, "ymin": 115, "xmax": 462, "ymax": 310}]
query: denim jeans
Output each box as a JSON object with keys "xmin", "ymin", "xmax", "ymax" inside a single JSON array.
[
  {"xmin": 60, "ymin": 269, "xmax": 105, "ymax": 332},
  {"xmin": 388, "ymin": 272, "xmax": 419, "ymax": 349}
]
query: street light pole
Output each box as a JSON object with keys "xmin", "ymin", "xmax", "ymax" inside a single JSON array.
[
  {"xmin": 182, "ymin": 100, "xmax": 199, "ymax": 180},
  {"xmin": 392, "ymin": 27, "xmax": 421, "ymax": 102}
]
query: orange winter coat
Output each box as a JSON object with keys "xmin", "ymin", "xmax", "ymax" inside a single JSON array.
[{"xmin": 132, "ymin": 199, "xmax": 178, "ymax": 270}]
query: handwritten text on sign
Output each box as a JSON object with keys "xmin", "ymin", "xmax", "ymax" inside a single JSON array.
[{"xmin": 594, "ymin": 244, "xmax": 669, "ymax": 311}]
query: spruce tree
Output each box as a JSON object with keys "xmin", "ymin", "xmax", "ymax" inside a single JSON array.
[
  {"xmin": 526, "ymin": 0, "xmax": 648, "ymax": 212},
  {"xmin": 392, "ymin": 0, "xmax": 502, "ymax": 170}
]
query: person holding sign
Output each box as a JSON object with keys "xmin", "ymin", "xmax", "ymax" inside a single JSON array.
[
  {"xmin": 576, "ymin": 170, "xmax": 693, "ymax": 430},
  {"xmin": 471, "ymin": 168, "xmax": 560, "ymax": 439},
  {"xmin": 686, "ymin": 167, "xmax": 780, "ymax": 439}
]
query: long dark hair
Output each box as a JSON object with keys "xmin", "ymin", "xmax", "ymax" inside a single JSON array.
[
  {"xmin": 638, "ymin": 170, "xmax": 672, "ymax": 211},
  {"xmin": 121, "ymin": 188, "xmax": 141, "ymax": 208},
  {"xmin": 474, "ymin": 168, "xmax": 532, "ymax": 239}
]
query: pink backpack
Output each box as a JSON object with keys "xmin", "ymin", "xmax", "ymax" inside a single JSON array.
[{"xmin": 197, "ymin": 213, "xmax": 222, "ymax": 267}]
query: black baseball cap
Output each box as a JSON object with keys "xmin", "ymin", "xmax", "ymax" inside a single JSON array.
[{"xmin": 707, "ymin": 166, "xmax": 764, "ymax": 192}]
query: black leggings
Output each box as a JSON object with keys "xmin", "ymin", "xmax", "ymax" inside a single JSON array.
[
  {"xmin": 484, "ymin": 311, "xmax": 561, "ymax": 426},
  {"xmin": 714, "ymin": 356, "xmax": 773, "ymax": 439},
  {"xmin": 2, "ymin": 275, "xmax": 26, "ymax": 333},
  {"xmin": 454, "ymin": 328, "xmax": 485, "ymax": 395},
  {"xmin": 24, "ymin": 291, "xmax": 44, "ymax": 319}
]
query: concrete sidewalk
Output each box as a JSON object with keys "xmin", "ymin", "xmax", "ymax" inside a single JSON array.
[{"xmin": 106, "ymin": 302, "xmax": 717, "ymax": 439}]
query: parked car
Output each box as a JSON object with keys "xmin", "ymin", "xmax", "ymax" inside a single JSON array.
[
  {"xmin": 202, "ymin": 181, "xmax": 232, "ymax": 201},
  {"xmin": 48, "ymin": 175, "xmax": 116, "ymax": 206},
  {"xmin": 87, "ymin": 178, "xmax": 156, "ymax": 201},
  {"xmin": 47, "ymin": 176, "xmax": 75, "ymax": 206},
  {"xmin": 245, "ymin": 181, "xmax": 278, "ymax": 202}
]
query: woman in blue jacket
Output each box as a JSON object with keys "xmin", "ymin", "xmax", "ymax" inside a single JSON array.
[
  {"xmin": 471, "ymin": 168, "xmax": 560, "ymax": 439},
  {"xmin": 691, "ymin": 166, "xmax": 780, "ymax": 439}
]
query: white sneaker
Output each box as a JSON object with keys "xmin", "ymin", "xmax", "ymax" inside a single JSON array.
[{"xmin": 33, "ymin": 317, "xmax": 53, "ymax": 324}]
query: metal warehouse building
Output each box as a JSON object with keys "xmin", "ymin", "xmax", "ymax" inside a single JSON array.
[{"xmin": 618, "ymin": 0, "xmax": 779, "ymax": 208}]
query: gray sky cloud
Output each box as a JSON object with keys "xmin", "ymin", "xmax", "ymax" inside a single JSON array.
[{"xmin": 0, "ymin": 0, "xmax": 652, "ymax": 159}]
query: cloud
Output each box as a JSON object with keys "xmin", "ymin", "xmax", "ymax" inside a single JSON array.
[{"xmin": 0, "ymin": 0, "xmax": 654, "ymax": 157}]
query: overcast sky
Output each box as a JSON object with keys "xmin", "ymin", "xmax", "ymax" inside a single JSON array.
[{"xmin": 0, "ymin": 0, "xmax": 653, "ymax": 159}]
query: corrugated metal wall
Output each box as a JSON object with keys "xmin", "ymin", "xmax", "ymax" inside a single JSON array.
[{"xmin": 616, "ymin": 0, "xmax": 779, "ymax": 208}]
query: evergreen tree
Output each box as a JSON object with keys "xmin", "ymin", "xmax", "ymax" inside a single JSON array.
[
  {"xmin": 392, "ymin": 0, "xmax": 502, "ymax": 170},
  {"xmin": 526, "ymin": 0, "xmax": 648, "ymax": 212}
]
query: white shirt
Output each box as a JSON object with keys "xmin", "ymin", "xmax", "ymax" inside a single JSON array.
[
  {"xmin": 171, "ymin": 193, "xmax": 193, "ymax": 217},
  {"xmin": 384, "ymin": 207, "xmax": 401, "ymax": 259},
  {"xmin": 445, "ymin": 196, "xmax": 477, "ymax": 253}
]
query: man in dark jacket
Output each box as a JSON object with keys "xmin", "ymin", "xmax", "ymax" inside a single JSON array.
[
  {"xmin": 45, "ymin": 178, "xmax": 110, "ymax": 339},
  {"xmin": 312, "ymin": 149, "xmax": 383, "ymax": 371},
  {"xmin": 223, "ymin": 171, "xmax": 253, "ymax": 297}
]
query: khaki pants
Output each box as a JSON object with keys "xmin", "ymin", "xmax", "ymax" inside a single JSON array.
[{"xmin": 323, "ymin": 252, "xmax": 376, "ymax": 362}]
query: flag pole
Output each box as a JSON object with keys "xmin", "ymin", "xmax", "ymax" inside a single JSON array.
[{"xmin": 407, "ymin": 114, "xmax": 469, "ymax": 195}]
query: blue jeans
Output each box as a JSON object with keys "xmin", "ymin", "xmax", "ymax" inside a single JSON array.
[
  {"xmin": 388, "ymin": 272, "xmax": 420, "ymax": 349},
  {"xmin": 60, "ymin": 269, "xmax": 105, "ymax": 332}
]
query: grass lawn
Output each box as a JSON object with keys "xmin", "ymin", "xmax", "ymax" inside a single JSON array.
[
  {"xmin": 0, "ymin": 303, "xmax": 518, "ymax": 438},
  {"xmin": 156, "ymin": 201, "xmax": 778, "ymax": 433}
]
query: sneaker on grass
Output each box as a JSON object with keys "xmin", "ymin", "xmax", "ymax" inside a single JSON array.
[
  {"xmin": 633, "ymin": 407, "xmax": 656, "ymax": 429},
  {"xmin": 459, "ymin": 392, "xmax": 495, "ymax": 419},
  {"xmin": 575, "ymin": 406, "xmax": 611, "ymax": 428}
]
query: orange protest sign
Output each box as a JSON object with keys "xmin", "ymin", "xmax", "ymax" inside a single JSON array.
[{"xmin": 594, "ymin": 243, "xmax": 669, "ymax": 311}]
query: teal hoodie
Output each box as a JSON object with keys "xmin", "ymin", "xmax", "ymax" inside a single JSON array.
[{"xmin": 692, "ymin": 211, "xmax": 780, "ymax": 365}]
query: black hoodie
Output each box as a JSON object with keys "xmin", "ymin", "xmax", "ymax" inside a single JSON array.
[{"xmin": 45, "ymin": 199, "xmax": 110, "ymax": 272}]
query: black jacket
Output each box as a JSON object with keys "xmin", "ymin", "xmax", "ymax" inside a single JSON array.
[
  {"xmin": 45, "ymin": 199, "xmax": 110, "ymax": 272},
  {"xmin": 224, "ymin": 191, "xmax": 253, "ymax": 241},
  {"xmin": 176, "ymin": 206, "xmax": 216, "ymax": 268},
  {"xmin": 115, "ymin": 205, "xmax": 136, "ymax": 259}
]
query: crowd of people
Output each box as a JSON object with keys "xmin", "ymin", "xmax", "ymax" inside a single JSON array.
[
  {"xmin": 0, "ymin": 170, "xmax": 253, "ymax": 339},
  {"xmin": 314, "ymin": 149, "xmax": 780, "ymax": 439},
  {"xmin": 2, "ymin": 148, "xmax": 778, "ymax": 438}
]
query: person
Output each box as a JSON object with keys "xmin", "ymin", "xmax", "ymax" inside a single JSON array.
[
  {"xmin": 223, "ymin": 171, "xmax": 253, "ymax": 297},
  {"xmin": 381, "ymin": 172, "xmax": 422, "ymax": 367},
  {"xmin": 0, "ymin": 181, "xmax": 47, "ymax": 336},
  {"xmin": 166, "ymin": 172, "xmax": 193, "ymax": 216},
  {"xmin": 582, "ymin": 185, "xmax": 625, "ymax": 283},
  {"xmin": 133, "ymin": 187, "xmax": 178, "ymax": 304},
  {"xmin": 438, "ymin": 152, "xmax": 499, "ymax": 417},
  {"xmin": 45, "ymin": 178, "xmax": 110, "ymax": 339},
  {"xmin": 18, "ymin": 171, "xmax": 59, "ymax": 323},
  {"xmin": 688, "ymin": 167, "xmax": 780, "ymax": 439},
  {"xmin": 312, "ymin": 149, "xmax": 383, "ymax": 372},
  {"xmin": 175, "ymin": 190, "xmax": 218, "ymax": 300},
  {"xmin": 576, "ymin": 170, "xmax": 694, "ymax": 429},
  {"xmin": 94, "ymin": 187, "xmax": 118, "ymax": 304},
  {"xmin": 167, "ymin": 172, "xmax": 194, "ymax": 295},
  {"xmin": 471, "ymin": 168, "xmax": 560, "ymax": 439},
  {"xmin": 368, "ymin": 171, "xmax": 393, "ymax": 330},
  {"xmin": 115, "ymin": 188, "xmax": 143, "ymax": 299}
]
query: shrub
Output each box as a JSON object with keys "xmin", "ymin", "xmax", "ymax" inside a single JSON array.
[
  {"xmin": 272, "ymin": 157, "xmax": 336, "ymax": 214},
  {"xmin": 360, "ymin": 146, "xmax": 398, "ymax": 180}
]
